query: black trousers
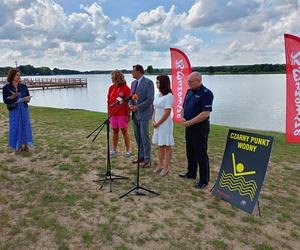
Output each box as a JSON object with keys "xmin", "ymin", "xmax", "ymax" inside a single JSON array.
[{"xmin": 185, "ymin": 123, "xmax": 210, "ymax": 184}]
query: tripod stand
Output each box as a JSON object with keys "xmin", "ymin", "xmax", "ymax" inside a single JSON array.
[
  {"xmin": 119, "ymin": 117, "xmax": 159, "ymax": 199},
  {"xmin": 87, "ymin": 101, "xmax": 128, "ymax": 192}
]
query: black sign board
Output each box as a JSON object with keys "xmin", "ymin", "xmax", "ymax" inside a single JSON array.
[{"xmin": 212, "ymin": 129, "xmax": 273, "ymax": 214}]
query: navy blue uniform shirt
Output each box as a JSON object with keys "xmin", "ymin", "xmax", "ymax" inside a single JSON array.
[
  {"xmin": 2, "ymin": 83, "xmax": 30, "ymax": 111},
  {"xmin": 183, "ymin": 84, "xmax": 214, "ymax": 124}
]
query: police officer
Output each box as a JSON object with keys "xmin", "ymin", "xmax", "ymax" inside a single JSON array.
[{"xmin": 179, "ymin": 72, "xmax": 214, "ymax": 189}]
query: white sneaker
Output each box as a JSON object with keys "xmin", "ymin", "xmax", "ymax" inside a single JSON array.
[
  {"xmin": 110, "ymin": 150, "xmax": 118, "ymax": 157},
  {"xmin": 159, "ymin": 169, "xmax": 169, "ymax": 177},
  {"xmin": 153, "ymin": 167, "xmax": 163, "ymax": 174},
  {"xmin": 124, "ymin": 151, "xmax": 132, "ymax": 158}
]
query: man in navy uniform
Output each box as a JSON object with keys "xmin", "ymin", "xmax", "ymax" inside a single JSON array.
[{"xmin": 179, "ymin": 72, "xmax": 214, "ymax": 189}]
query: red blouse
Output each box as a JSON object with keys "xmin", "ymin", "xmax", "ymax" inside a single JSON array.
[{"xmin": 107, "ymin": 84, "xmax": 131, "ymax": 116}]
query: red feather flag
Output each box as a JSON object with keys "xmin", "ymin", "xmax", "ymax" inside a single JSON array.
[
  {"xmin": 284, "ymin": 34, "xmax": 300, "ymax": 143},
  {"xmin": 170, "ymin": 48, "xmax": 192, "ymax": 123}
]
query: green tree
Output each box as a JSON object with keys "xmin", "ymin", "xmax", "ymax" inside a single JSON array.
[
  {"xmin": 18, "ymin": 65, "xmax": 36, "ymax": 76},
  {"xmin": 208, "ymin": 66, "xmax": 215, "ymax": 74},
  {"xmin": 146, "ymin": 65, "xmax": 154, "ymax": 74},
  {"xmin": 36, "ymin": 67, "xmax": 52, "ymax": 75}
]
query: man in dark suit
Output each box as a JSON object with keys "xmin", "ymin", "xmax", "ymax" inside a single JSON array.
[{"xmin": 129, "ymin": 65, "xmax": 154, "ymax": 168}]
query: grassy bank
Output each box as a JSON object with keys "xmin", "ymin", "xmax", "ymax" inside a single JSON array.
[{"xmin": 0, "ymin": 104, "xmax": 299, "ymax": 250}]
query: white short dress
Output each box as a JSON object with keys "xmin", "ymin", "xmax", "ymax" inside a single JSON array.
[{"xmin": 152, "ymin": 93, "xmax": 175, "ymax": 146}]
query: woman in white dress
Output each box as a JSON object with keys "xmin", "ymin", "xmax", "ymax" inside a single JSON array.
[{"xmin": 152, "ymin": 75, "xmax": 175, "ymax": 176}]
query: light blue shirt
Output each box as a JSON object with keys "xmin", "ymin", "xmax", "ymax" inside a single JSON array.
[{"xmin": 137, "ymin": 75, "xmax": 144, "ymax": 89}]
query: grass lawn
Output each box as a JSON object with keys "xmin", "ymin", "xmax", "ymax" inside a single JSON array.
[{"xmin": 0, "ymin": 103, "xmax": 299, "ymax": 250}]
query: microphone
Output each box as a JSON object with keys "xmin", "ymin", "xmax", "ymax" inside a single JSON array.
[{"xmin": 110, "ymin": 95, "xmax": 133, "ymax": 107}]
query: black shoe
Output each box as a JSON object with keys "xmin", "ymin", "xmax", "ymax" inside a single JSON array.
[
  {"xmin": 132, "ymin": 158, "xmax": 144, "ymax": 164},
  {"xmin": 143, "ymin": 161, "xmax": 152, "ymax": 168},
  {"xmin": 195, "ymin": 182, "xmax": 208, "ymax": 189},
  {"xmin": 179, "ymin": 172, "xmax": 196, "ymax": 179}
]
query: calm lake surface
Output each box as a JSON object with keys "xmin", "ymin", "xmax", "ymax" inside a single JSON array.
[{"xmin": 0, "ymin": 74, "xmax": 286, "ymax": 133}]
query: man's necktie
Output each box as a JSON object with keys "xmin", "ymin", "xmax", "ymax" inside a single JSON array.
[{"xmin": 132, "ymin": 80, "xmax": 138, "ymax": 94}]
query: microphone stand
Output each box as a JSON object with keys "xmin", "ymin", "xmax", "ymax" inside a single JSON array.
[
  {"xmin": 119, "ymin": 99, "xmax": 159, "ymax": 199},
  {"xmin": 87, "ymin": 100, "xmax": 129, "ymax": 192}
]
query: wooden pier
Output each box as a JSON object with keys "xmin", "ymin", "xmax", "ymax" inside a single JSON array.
[{"xmin": 0, "ymin": 77, "xmax": 88, "ymax": 90}]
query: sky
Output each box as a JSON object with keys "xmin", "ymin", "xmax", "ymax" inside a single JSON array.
[{"xmin": 0, "ymin": 0, "xmax": 299, "ymax": 71}]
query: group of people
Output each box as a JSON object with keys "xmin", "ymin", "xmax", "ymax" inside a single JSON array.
[
  {"xmin": 2, "ymin": 64, "xmax": 214, "ymax": 189},
  {"xmin": 107, "ymin": 65, "xmax": 214, "ymax": 189},
  {"xmin": 108, "ymin": 65, "xmax": 175, "ymax": 177}
]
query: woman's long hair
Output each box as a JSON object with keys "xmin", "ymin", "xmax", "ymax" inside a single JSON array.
[
  {"xmin": 157, "ymin": 75, "xmax": 172, "ymax": 96},
  {"xmin": 7, "ymin": 68, "xmax": 20, "ymax": 84},
  {"xmin": 111, "ymin": 70, "xmax": 126, "ymax": 87}
]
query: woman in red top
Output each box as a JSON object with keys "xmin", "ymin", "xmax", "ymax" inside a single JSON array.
[{"xmin": 107, "ymin": 70, "xmax": 131, "ymax": 157}]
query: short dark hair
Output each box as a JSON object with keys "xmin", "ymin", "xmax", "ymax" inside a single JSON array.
[
  {"xmin": 133, "ymin": 64, "xmax": 144, "ymax": 74},
  {"xmin": 7, "ymin": 68, "xmax": 20, "ymax": 84},
  {"xmin": 157, "ymin": 75, "xmax": 172, "ymax": 96}
]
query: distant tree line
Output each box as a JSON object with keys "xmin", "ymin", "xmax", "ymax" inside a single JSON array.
[
  {"xmin": 0, "ymin": 63, "xmax": 286, "ymax": 77},
  {"xmin": 144, "ymin": 64, "xmax": 286, "ymax": 75},
  {"xmin": 0, "ymin": 65, "xmax": 82, "ymax": 77},
  {"xmin": 194, "ymin": 64, "xmax": 286, "ymax": 74}
]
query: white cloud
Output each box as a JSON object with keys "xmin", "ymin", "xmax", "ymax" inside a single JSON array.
[
  {"xmin": 184, "ymin": 0, "xmax": 300, "ymax": 36},
  {"xmin": 58, "ymin": 42, "xmax": 83, "ymax": 57},
  {"xmin": 135, "ymin": 30, "xmax": 171, "ymax": 45},
  {"xmin": 65, "ymin": 13, "xmax": 96, "ymax": 43},
  {"xmin": 123, "ymin": 5, "xmax": 186, "ymax": 51},
  {"xmin": 175, "ymin": 0, "xmax": 300, "ymax": 66},
  {"xmin": 184, "ymin": 0, "xmax": 261, "ymax": 28},
  {"xmin": 175, "ymin": 34, "xmax": 203, "ymax": 53},
  {"xmin": 135, "ymin": 6, "xmax": 167, "ymax": 26},
  {"xmin": 1, "ymin": 50, "xmax": 22, "ymax": 61},
  {"xmin": 0, "ymin": 0, "xmax": 120, "ymax": 69},
  {"xmin": 15, "ymin": 0, "xmax": 66, "ymax": 32},
  {"xmin": 0, "ymin": 0, "xmax": 115, "ymax": 46}
]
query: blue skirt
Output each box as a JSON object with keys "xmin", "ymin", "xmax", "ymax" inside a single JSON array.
[{"xmin": 9, "ymin": 103, "xmax": 33, "ymax": 150}]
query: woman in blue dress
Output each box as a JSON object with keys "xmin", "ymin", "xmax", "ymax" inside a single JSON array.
[{"xmin": 2, "ymin": 69, "xmax": 33, "ymax": 153}]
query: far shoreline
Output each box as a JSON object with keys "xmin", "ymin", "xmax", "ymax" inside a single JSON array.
[
  {"xmin": 0, "ymin": 63, "xmax": 286, "ymax": 77},
  {"xmin": 0, "ymin": 72, "xmax": 286, "ymax": 78}
]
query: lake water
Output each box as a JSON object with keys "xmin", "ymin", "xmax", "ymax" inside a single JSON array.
[{"xmin": 0, "ymin": 74, "xmax": 286, "ymax": 133}]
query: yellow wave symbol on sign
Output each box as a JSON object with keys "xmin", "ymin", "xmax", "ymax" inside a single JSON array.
[{"xmin": 220, "ymin": 171, "xmax": 257, "ymax": 201}]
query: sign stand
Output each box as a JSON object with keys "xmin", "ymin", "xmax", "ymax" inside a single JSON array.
[{"xmin": 257, "ymin": 200, "xmax": 261, "ymax": 217}]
